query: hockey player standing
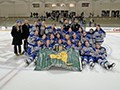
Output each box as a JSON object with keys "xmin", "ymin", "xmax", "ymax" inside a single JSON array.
[
  {"xmin": 93, "ymin": 25, "xmax": 106, "ymax": 44},
  {"xmin": 87, "ymin": 29, "xmax": 95, "ymax": 47}
]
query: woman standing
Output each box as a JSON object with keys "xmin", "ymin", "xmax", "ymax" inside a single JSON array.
[{"xmin": 11, "ymin": 20, "xmax": 23, "ymax": 56}]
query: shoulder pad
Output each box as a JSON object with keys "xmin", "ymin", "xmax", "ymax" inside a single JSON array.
[
  {"xmin": 30, "ymin": 25, "xmax": 34, "ymax": 28},
  {"xmin": 46, "ymin": 26, "xmax": 51, "ymax": 29},
  {"xmin": 30, "ymin": 34, "xmax": 34, "ymax": 37}
]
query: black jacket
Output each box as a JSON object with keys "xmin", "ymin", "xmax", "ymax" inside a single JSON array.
[
  {"xmin": 63, "ymin": 24, "xmax": 70, "ymax": 31},
  {"xmin": 11, "ymin": 25, "xmax": 22, "ymax": 45},
  {"xmin": 71, "ymin": 23, "xmax": 80, "ymax": 32},
  {"xmin": 22, "ymin": 24, "xmax": 30, "ymax": 39}
]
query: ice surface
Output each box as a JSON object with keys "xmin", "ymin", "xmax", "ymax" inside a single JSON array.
[{"xmin": 0, "ymin": 31, "xmax": 120, "ymax": 90}]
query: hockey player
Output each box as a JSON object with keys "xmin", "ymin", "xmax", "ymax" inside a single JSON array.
[
  {"xmin": 49, "ymin": 34, "xmax": 56, "ymax": 45},
  {"xmin": 45, "ymin": 24, "xmax": 56, "ymax": 37},
  {"xmin": 55, "ymin": 33, "xmax": 63, "ymax": 43},
  {"xmin": 81, "ymin": 41, "xmax": 95, "ymax": 69},
  {"xmin": 27, "ymin": 30, "xmax": 39, "ymax": 55},
  {"xmin": 41, "ymin": 34, "xmax": 47, "ymax": 45},
  {"xmin": 43, "ymin": 39, "xmax": 53, "ymax": 50},
  {"xmin": 75, "ymin": 41, "xmax": 84, "ymax": 56},
  {"xmin": 25, "ymin": 40, "xmax": 43, "ymax": 65},
  {"xmin": 56, "ymin": 26, "xmax": 66, "ymax": 38},
  {"xmin": 70, "ymin": 32, "xmax": 80, "ymax": 45},
  {"xmin": 65, "ymin": 40, "xmax": 76, "ymax": 49},
  {"xmin": 65, "ymin": 28, "xmax": 74, "ymax": 38},
  {"xmin": 87, "ymin": 29, "xmax": 94, "ymax": 39},
  {"xmin": 62, "ymin": 34, "xmax": 70, "ymax": 46},
  {"xmin": 87, "ymin": 29, "xmax": 95, "ymax": 47},
  {"xmin": 56, "ymin": 28, "xmax": 61, "ymax": 33},
  {"xmin": 81, "ymin": 31, "xmax": 92, "ymax": 46},
  {"xmin": 51, "ymin": 24, "xmax": 57, "ymax": 35},
  {"xmin": 53, "ymin": 39, "xmax": 65, "ymax": 50},
  {"xmin": 76, "ymin": 27, "xmax": 84, "ymax": 37},
  {"xmin": 29, "ymin": 21, "xmax": 39, "ymax": 34},
  {"xmin": 94, "ymin": 43, "xmax": 115, "ymax": 70},
  {"xmin": 45, "ymin": 26, "xmax": 53, "ymax": 37},
  {"xmin": 93, "ymin": 25, "xmax": 106, "ymax": 44}
]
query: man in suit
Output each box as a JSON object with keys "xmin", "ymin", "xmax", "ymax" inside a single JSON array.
[{"xmin": 22, "ymin": 20, "xmax": 30, "ymax": 53}]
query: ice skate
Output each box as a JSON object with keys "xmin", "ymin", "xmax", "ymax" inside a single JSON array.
[
  {"xmin": 24, "ymin": 59, "xmax": 30, "ymax": 66},
  {"xmin": 82, "ymin": 61, "xmax": 86, "ymax": 68},
  {"xmin": 90, "ymin": 63, "xmax": 95, "ymax": 69},
  {"xmin": 104, "ymin": 63, "xmax": 109, "ymax": 70},
  {"xmin": 108, "ymin": 63, "xmax": 116, "ymax": 70}
]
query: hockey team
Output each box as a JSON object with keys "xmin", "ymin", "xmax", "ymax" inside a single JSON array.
[{"xmin": 11, "ymin": 19, "xmax": 116, "ymax": 71}]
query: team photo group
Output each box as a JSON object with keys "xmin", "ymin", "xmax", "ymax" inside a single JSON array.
[{"xmin": 11, "ymin": 19, "xmax": 116, "ymax": 71}]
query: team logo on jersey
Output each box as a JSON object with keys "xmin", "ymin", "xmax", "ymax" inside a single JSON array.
[{"xmin": 41, "ymin": 27, "xmax": 45, "ymax": 29}]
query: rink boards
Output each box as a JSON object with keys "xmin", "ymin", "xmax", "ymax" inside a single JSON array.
[{"xmin": 0, "ymin": 26, "xmax": 120, "ymax": 33}]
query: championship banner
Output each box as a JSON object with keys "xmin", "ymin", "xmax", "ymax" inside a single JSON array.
[{"xmin": 34, "ymin": 48, "xmax": 82, "ymax": 71}]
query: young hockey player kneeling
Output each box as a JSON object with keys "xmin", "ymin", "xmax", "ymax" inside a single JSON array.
[
  {"xmin": 94, "ymin": 43, "xmax": 115, "ymax": 70},
  {"xmin": 81, "ymin": 41, "xmax": 95, "ymax": 69},
  {"xmin": 25, "ymin": 40, "xmax": 43, "ymax": 66}
]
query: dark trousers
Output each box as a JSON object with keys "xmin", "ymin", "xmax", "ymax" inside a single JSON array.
[
  {"xmin": 23, "ymin": 40, "xmax": 28, "ymax": 52},
  {"xmin": 14, "ymin": 45, "xmax": 21, "ymax": 54}
]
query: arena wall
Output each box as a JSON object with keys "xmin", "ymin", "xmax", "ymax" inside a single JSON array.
[{"xmin": 0, "ymin": 0, "xmax": 120, "ymax": 17}]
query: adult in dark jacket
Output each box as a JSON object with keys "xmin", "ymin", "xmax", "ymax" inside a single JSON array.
[
  {"xmin": 22, "ymin": 20, "xmax": 30, "ymax": 53},
  {"xmin": 11, "ymin": 20, "xmax": 23, "ymax": 56},
  {"xmin": 71, "ymin": 19, "xmax": 80, "ymax": 32},
  {"xmin": 63, "ymin": 20, "xmax": 70, "ymax": 31}
]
